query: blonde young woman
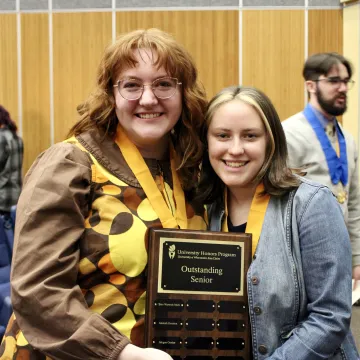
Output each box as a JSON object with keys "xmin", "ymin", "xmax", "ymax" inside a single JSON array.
[
  {"xmin": 0, "ymin": 29, "xmax": 207, "ymax": 360},
  {"xmin": 198, "ymin": 86, "xmax": 359, "ymax": 359}
]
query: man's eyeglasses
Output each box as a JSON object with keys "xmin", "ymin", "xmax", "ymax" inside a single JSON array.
[
  {"xmin": 113, "ymin": 77, "xmax": 182, "ymax": 101},
  {"xmin": 314, "ymin": 77, "xmax": 355, "ymax": 90}
]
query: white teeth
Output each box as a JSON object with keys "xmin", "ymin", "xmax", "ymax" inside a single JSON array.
[
  {"xmin": 225, "ymin": 161, "xmax": 247, "ymax": 168},
  {"xmin": 138, "ymin": 113, "xmax": 161, "ymax": 119}
]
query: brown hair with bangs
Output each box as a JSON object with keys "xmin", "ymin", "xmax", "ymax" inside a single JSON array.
[
  {"xmin": 68, "ymin": 28, "xmax": 207, "ymax": 192},
  {"xmin": 197, "ymin": 86, "xmax": 301, "ymax": 204}
]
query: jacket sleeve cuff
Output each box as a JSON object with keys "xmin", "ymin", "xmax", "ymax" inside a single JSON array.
[{"xmin": 109, "ymin": 337, "xmax": 131, "ymax": 360}]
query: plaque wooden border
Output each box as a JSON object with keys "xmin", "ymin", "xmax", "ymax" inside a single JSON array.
[{"xmin": 145, "ymin": 228, "xmax": 252, "ymax": 360}]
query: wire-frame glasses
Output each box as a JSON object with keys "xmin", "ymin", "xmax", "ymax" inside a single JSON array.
[{"xmin": 114, "ymin": 77, "xmax": 182, "ymax": 100}]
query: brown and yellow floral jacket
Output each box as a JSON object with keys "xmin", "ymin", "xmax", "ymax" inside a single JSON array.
[{"xmin": 0, "ymin": 128, "xmax": 206, "ymax": 360}]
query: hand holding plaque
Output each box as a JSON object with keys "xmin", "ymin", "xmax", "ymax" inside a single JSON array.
[
  {"xmin": 145, "ymin": 229, "xmax": 252, "ymax": 360},
  {"xmin": 118, "ymin": 344, "xmax": 173, "ymax": 360}
]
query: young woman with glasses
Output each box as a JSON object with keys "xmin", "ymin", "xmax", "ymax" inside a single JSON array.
[{"xmin": 0, "ymin": 29, "xmax": 207, "ymax": 360}]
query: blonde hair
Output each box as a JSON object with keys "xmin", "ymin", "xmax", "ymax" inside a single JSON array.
[
  {"xmin": 198, "ymin": 86, "xmax": 300, "ymax": 203},
  {"xmin": 68, "ymin": 28, "xmax": 207, "ymax": 192}
]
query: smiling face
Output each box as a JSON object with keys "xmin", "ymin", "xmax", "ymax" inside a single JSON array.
[
  {"xmin": 207, "ymin": 100, "xmax": 267, "ymax": 194},
  {"xmin": 113, "ymin": 49, "xmax": 182, "ymax": 158}
]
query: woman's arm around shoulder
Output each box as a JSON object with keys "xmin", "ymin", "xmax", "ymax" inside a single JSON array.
[
  {"xmin": 268, "ymin": 185, "xmax": 353, "ymax": 359},
  {"xmin": 11, "ymin": 142, "xmax": 129, "ymax": 360}
]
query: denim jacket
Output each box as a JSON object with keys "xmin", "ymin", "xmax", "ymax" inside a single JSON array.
[{"xmin": 208, "ymin": 178, "xmax": 359, "ymax": 359}]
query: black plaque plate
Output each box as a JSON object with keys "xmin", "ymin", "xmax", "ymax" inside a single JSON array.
[
  {"xmin": 186, "ymin": 318, "xmax": 215, "ymax": 331},
  {"xmin": 152, "ymin": 337, "xmax": 182, "ymax": 349},
  {"xmin": 187, "ymin": 299, "xmax": 215, "ymax": 312},
  {"xmin": 185, "ymin": 337, "xmax": 214, "ymax": 350},
  {"xmin": 217, "ymin": 319, "xmax": 245, "ymax": 332},
  {"xmin": 216, "ymin": 338, "xmax": 245, "ymax": 350},
  {"xmin": 145, "ymin": 229, "xmax": 252, "ymax": 360},
  {"xmin": 153, "ymin": 318, "xmax": 183, "ymax": 330},
  {"xmin": 217, "ymin": 301, "xmax": 246, "ymax": 313},
  {"xmin": 160, "ymin": 241, "xmax": 241, "ymax": 294},
  {"xmin": 154, "ymin": 299, "xmax": 184, "ymax": 312}
]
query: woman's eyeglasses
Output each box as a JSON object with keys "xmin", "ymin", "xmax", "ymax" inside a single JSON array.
[{"xmin": 114, "ymin": 77, "xmax": 182, "ymax": 101}]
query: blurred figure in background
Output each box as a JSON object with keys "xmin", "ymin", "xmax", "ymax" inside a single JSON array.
[
  {"xmin": 0, "ymin": 105, "xmax": 23, "ymax": 340},
  {"xmin": 0, "ymin": 105, "xmax": 23, "ymax": 216},
  {"xmin": 282, "ymin": 53, "xmax": 360, "ymax": 283}
]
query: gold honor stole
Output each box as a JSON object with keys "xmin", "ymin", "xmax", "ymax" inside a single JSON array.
[
  {"xmin": 222, "ymin": 184, "xmax": 270, "ymax": 256},
  {"xmin": 115, "ymin": 125, "xmax": 188, "ymax": 229},
  {"xmin": 327, "ymin": 126, "xmax": 347, "ymax": 203}
]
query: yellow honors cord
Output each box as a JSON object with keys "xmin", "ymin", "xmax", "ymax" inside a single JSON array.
[
  {"xmin": 115, "ymin": 125, "xmax": 188, "ymax": 229},
  {"xmin": 222, "ymin": 183, "xmax": 270, "ymax": 256}
]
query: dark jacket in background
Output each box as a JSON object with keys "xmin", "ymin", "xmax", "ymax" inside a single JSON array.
[
  {"xmin": 0, "ymin": 127, "xmax": 23, "ymax": 213},
  {"xmin": 0, "ymin": 127, "xmax": 22, "ymax": 341}
]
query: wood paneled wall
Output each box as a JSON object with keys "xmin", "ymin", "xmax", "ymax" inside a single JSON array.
[
  {"xmin": 342, "ymin": 4, "xmax": 359, "ymax": 143},
  {"xmin": 53, "ymin": 12, "xmax": 112, "ymax": 143},
  {"xmin": 21, "ymin": 13, "xmax": 50, "ymax": 172},
  {"xmin": 308, "ymin": 10, "xmax": 343, "ymax": 55},
  {"xmin": 242, "ymin": 10, "xmax": 305, "ymax": 121},
  {"xmin": 0, "ymin": 14, "xmax": 18, "ymax": 124},
  {"xmin": 0, "ymin": 9, "xmax": 343, "ymax": 173}
]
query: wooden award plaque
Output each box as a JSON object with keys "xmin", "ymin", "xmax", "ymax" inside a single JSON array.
[{"xmin": 145, "ymin": 228, "xmax": 252, "ymax": 360}]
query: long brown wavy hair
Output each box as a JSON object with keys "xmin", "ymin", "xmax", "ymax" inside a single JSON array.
[
  {"xmin": 68, "ymin": 28, "xmax": 207, "ymax": 192},
  {"xmin": 197, "ymin": 86, "xmax": 301, "ymax": 204}
]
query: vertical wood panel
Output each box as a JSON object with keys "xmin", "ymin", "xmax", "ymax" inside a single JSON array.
[
  {"xmin": 242, "ymin": 10, "xmax": 305, "ymax": 121},
  {"xmin": 53, "ymin": 12, "xmax": 112, "ymax": 143},
  {"xmin": 116, "ymin": 11, "xmax": 239, "ymax": 99},
  {"xmin": 308, "ymin": 10, "xmax": 343, "ymax": 56},
  {"xmin": 308, "ymin": 10, "xmax": 344, "ymax": 123},
  {"xmin": 21, "ymin": 13, "xmax": 50, "ymax": 173},
  {"xmin": 0, "ymin": 14, "xmax": 18, "ymax": 123},
  {"xmin": 343, "ymin": 5, "xmax": 359, "ymax": 144}
]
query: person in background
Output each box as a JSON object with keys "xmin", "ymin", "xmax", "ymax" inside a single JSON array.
[
  {"xmin": 198, "ymin": 86, "xmax": 359, "ymax": 359},
  {"xmin": 282, "ymin": 53, "xmax": 360, "ymax": 283},
  {"xmin": 0, "ymin": 105, "xmax": 23, "ymax": 216},
  {"xmin": 0, "ymin": 105, "xmax": 23, "ymax": 341},
  {"xmin": 0, "ymin": 28, "xmax": 207, "ymax": 360}
]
